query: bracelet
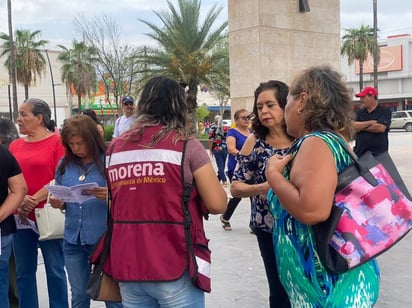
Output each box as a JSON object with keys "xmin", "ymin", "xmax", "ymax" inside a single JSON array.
[{"xmin": 59, "ymin": 202, "xmax": 66, "ymax": 213}]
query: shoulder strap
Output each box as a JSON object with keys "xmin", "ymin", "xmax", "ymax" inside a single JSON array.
[
  {"xmin": 99, "ymin": 141, "xmax": 117, "ymax": 264},
  {"xmin": 181, "ymin": 140, "xmax": 194, "ymax": 228},
  {"xmin": 180, "ymin": 140, "xmax": 198, "ymax": 273}
]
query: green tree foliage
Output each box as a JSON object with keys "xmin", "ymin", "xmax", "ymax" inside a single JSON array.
[
  {"xmin": 74, "ymin": 14, "xmax": 141, "ymax": 117},
  {"xmin": 196, "ymin": 103, "xmax": 210, "ymax": 122},
  {"xmin": 57, "ymin": 40, "xmax": 97, "ymax": 113},
  {"xmin": 0, "ymin": 29, "xmax": 48, "ymax": 100},
  {"xmin": 138, "ymin": 0, "xmax": 228, "ymax": 113},
  {"xmin": 103, "ymin": 124, "xmax": 114, "ymax": 142},
  {"xmin": 341, "ymin": 24, "xmax": 379, "ymax": 91}
]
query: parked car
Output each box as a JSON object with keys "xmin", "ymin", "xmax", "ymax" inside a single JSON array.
[
  {"xmin": 222, "ymin": 119, "xmax": 232, "ymax": 131},
  {"xmin": 390, "ymin": 110, "xmax": 412, "ymax": 131}
]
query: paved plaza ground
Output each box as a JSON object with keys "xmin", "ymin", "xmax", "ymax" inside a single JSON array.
[{"xmin": 36, "ymin": 131, "xmax": 412, "ymax": 307}]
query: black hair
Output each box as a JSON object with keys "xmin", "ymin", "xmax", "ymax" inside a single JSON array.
[
  {"xmin": 0, "ymin": 118, "xmax": 19, "ymax": 147},
  {"xmin": 252, "ymin": 80, "xmax": 289, "ymax": 139}
]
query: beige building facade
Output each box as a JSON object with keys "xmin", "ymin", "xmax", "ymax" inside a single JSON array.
[
  {"xmin": 0, "ymin": 49, "xmax": 69, "ymax": 127},
  {"xmin": 228, "ymin": 0, "xmax": 341, "ymax": 112},
  {"xmin": 342, "ymin": 34, "xmax": 412, "ymax": 111}
]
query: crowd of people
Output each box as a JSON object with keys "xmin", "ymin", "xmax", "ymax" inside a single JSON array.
[{"xmin": 0, "ymin": 65, "xmax": 392, "ymax": 307}]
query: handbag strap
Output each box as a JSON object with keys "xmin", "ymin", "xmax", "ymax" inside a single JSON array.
[
  {"xmin": 321, "ymin": 130, "xmax": 381, "ymax": 188},
  {"xmin": 321, "ymin": 130, "xmax": 378, "ymax": 182},
  {"xmin": 99, "ymin": 142, "xmax": 117, "ymax": 265}
]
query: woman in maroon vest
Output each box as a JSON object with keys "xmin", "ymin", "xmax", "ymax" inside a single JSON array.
[{"xmin": 105, "ymin": 76, "xmax": 227, "ymax": 308}]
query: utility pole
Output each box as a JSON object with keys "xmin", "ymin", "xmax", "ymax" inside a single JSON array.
[
  {"xmin": 45, "ymin": 49, "xmax": 58, "ymax": 123},
  {"xmin": 373, "ymin": 0, "xmax": 379, "ymax": 90},
  {"xmin": 7, "ymin": 0, "xmax": 18, "ymax": 122}
]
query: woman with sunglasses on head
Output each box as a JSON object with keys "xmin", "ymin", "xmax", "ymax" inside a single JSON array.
[
  {"xmin": 230, "ymin": 81, "xmax": 292, "ymax": 308},
  {"xmin": 219, "ymin": 109, "xmax": 252, "ymax": 231}
]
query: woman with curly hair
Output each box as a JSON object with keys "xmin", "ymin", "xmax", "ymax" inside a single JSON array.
[{"xmin": 266, "ymin": 65, "xmax": 380, "ymax": 306}]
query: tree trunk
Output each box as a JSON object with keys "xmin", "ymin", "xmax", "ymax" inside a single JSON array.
[
  {"xmin": 359, "ymin": 62, "xmax": 364, "ymax": 91},
  {"xmin": 7, "ymin": 0, "xmax": 18, "ymax": 122},
  {"xmin": 24, "ymin": 84, "xmax": 29, "ymax": 100},
  {"xmin": 187, "ymin": 78, "xmax": 199, "ymax": 113},
  {"xmin": 78, "ymin": 95, "xmax": 82, "ymax": 114}
]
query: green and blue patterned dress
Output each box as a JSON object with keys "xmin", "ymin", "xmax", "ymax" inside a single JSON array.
[{"xmin": 268, "ymin": 131, "xmax": 380, "ymax": 307}]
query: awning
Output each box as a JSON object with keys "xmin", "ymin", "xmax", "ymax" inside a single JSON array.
[{"xmin": 207, "ymin": 106, "xmax": 231, "ymax": 111}]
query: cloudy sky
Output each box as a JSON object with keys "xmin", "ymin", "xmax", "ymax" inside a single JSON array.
[{"xmin": 0, "ymin": 0, "xmax": 411, "ymax": 50}]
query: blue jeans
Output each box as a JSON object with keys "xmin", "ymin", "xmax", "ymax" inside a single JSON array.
[
  {"xmin": 0, "ymin": 234, "xmax": 13, "ymax": 308},
  {"xmin": 13, "ymin": 228, "xmax": 68, "ymax": 308},
  {"xmin": 64, "ymin": 240, "xmax": 122, "ymax": 308},
  {"xmin": 254, "ymin": 229, "xmax": 290, "ymax": 308},
  {"xmin": 212, "ymin": 149, "xmax": 227, "ymax": 183},
  {"xmin": 119, "ymin": 271, "xmax": 204, "ymax": 308}
]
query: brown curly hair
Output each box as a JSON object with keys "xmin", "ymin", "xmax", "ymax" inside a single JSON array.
[{"xmin": 288, "ymin": 65, "xmax": 355, "ymax": 141}]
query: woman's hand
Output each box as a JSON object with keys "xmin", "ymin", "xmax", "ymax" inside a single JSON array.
[
  {"xmin": 91, "ymin": 187, "xmax": 108, "ymax": 200},
  {"xmin": 266, "ymin": 153, "xmax": 292, "ymax": 177},
  {"xmin": 19, "ymin": 195, "xmax": 38, "ymax": 215},
  {"xmin": 49, "ymin": 195, "xmax": 64, "ymax": 209}
]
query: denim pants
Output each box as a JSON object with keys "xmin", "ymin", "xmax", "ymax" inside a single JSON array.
[
  {"xmin": 64, "ymin": 240, "xmax": 122, "ymax": 308},
  {"xmin": 0, "ymin": 234, "xmax": 13, "ymax": 308},
  {"xmin": 212, "ymin": 149, "xmax": 227, "ymax": 183},
  {"xmin": 254, "ymin": 229, "xmax": 290, "ymax": 308},
  {"xmin": 13, "ymin": 228, "xmax": 68, "ymax": 308},
  {"xmin": 119, "ymin": 271, "xmax": 204, "ymax": 308}
]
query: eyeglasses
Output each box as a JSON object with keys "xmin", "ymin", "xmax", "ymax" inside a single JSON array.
[
  {"xmin": 123, "ymin": 102, "xmax": 134, "ymax": 106},
  {"xmin": 239, "ymin": 117, "xmax": 250, "ymax": 121}
]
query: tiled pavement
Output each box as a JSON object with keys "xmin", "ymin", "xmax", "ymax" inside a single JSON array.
[{"xmin": 35, "ymin": 131, "xmax": 412, "ymax": 307}]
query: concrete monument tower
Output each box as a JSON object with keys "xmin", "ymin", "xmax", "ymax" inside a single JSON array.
[{"xmin": 228, "ymin": 0, "xmax": 341, "ymax": 111}]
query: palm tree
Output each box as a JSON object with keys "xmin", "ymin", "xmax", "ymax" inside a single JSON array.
[
  {"xmin": 0, "ymin": 29, "xmax": 48, "ymax": 100},
  {"xmin": 341, "ymin": 24, "xmax": 379, "ymax": 91},
  {"xmin": 57, "ymin": 40, "xmax": 97, "ymax": 114},
  {"xmin": 138, "ymin": 0, "xmax": 228, "ymax": 113}
]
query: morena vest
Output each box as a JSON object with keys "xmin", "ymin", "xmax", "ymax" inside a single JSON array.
[{"xmin": 104, "ymin": 127, "xmax": 211, "ymax": 292}]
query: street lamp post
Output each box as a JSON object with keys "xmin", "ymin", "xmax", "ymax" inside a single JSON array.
[
  {"xmin": 373, "ymin": 0, "xmax": 378, "ymax": 89},
  {"xmin": 44, "ymin": 49, "xmax": 57, "ymax": 123}
]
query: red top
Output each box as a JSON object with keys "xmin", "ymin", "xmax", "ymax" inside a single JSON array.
[{"xmin": 9, "ymin": 133, "xmax": 65, "ymax": 221}]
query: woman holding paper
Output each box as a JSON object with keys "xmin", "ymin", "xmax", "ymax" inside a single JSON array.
[{"xmin": 49, "ymin": 115, "xmax": 121, "ymax": 308}]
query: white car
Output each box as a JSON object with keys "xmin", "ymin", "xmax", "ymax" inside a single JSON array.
[
  {"xmin": 222, "ymin": 119, "xmax": 232, "ymax": 129},
  {"xmin": 390, "ymin": 110, "xmax": 412, "ymax": 132}
]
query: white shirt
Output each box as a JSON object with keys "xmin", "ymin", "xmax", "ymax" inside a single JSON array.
[{"xmin": 112, "ymin": 115, "xmax": 136, "ymax": 138}]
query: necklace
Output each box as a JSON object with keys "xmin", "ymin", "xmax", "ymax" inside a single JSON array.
[{"xmin": 78, "ymin": 162, "xmax": 95, "ymax": 182}]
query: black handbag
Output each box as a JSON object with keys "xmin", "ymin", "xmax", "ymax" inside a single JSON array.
[
  {"xmin": 86, "ymin": 163, "xmax": 121, "ymax": 302},
  {"xmin": 313, "ymin": 133, "xmax": 412, "ymax": 274},
  {"xmin": 86, "ymin": 228, "xmax": 121, "ymax": 302}
]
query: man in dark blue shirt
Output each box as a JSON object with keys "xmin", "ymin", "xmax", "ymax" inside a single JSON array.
[{"xmin": 353, "ymin": 86, "xmax": 392, "ymax": 156}]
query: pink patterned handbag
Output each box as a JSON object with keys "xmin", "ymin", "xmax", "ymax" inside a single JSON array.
[{"xmin": 313, "ymin": 133, "xmax": 412, "ymax": 274}]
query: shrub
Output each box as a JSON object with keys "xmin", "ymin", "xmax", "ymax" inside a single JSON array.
[{"xmin": 104, "ymin": 125, "xmax": 114, "ymax": 142}]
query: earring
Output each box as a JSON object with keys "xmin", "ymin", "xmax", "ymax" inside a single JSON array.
[{"xmin": 297, "ymin": 109, "xmax": 303, "ymax": 115}]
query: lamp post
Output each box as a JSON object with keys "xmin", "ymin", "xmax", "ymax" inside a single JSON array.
[
  {"xmin": 44, "ymin": 49, "xmax": 57, "ymax": 123},
  {"xmin": 373, "ymin": 0, "xmax": 378, "ymax": 90},
  {"xmin": 7, "ymin": 80, "xmax": 12, "ymax": 120}
]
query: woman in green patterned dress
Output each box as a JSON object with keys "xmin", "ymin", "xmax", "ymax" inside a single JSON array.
[{"xmin": 265, "ymin": 65, "xmax": 380, "ymax": 307}]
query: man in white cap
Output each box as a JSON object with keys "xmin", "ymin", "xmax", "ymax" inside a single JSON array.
[
  {"xmin": 353, "ymin": 86, "xmax": 392, "ymax": 156},
  {"xmin": 113, "ymin": 95, "xmax": 136, "ymax": 138}
]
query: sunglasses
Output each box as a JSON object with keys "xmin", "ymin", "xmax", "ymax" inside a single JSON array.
[
  {"xmin": 123, "ymin": 102, "xmax": 134, "ymax": 106},
  {"xmin": 239, "ymin": 117, "xmax": 250, "ymax": 121}
]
